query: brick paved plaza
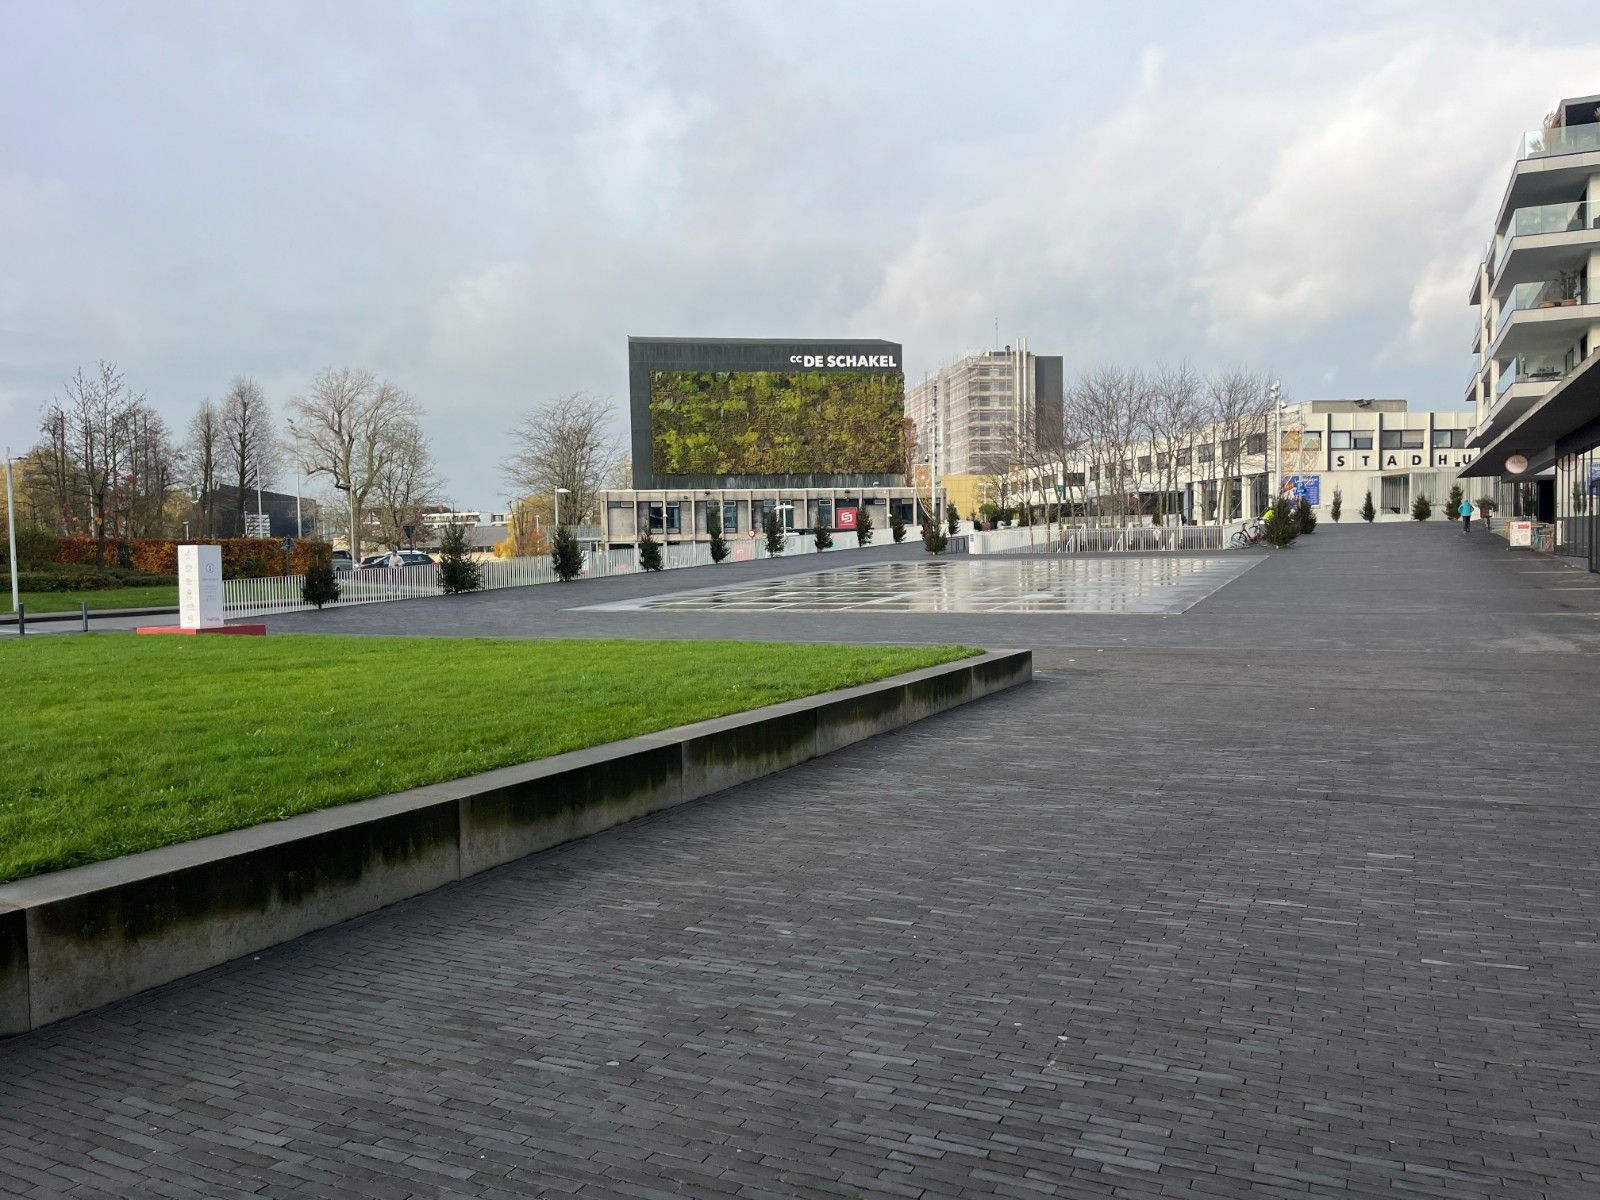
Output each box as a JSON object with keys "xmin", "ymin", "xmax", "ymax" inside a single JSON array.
[{"xmin": 4, "ymin": 524, "xmax": 1600, "ymax": 1198}]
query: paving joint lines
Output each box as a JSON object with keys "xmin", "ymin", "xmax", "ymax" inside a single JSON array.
[{"xmin": 3, "ymin": 524, "xmax": 1599, "ymax": 1197}]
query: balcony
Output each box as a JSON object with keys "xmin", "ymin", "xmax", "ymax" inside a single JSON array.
[
  {"xmin": 1496, "ymin": 355, "xmax": 1571, "ymax": 396},
  {"xmin": 1494, "ymin": 274, "xmax": 1588, "ymax": 338},
  {"xmin": 1492, "ymin": 200, "xmax": 1596, "ymax": 275},
  {"xmin": 1519, "ymin": 123, "xmax": 1600, "ymax": 160}
]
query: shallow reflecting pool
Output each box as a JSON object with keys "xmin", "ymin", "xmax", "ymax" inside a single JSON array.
[{"xmin": 578, "ymin": 555, "xmax": 1262, "ymax": 615}]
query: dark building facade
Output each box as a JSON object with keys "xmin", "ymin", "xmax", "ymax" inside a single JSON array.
[
  {"xmin": 201, "ymin": 485, "xmax": 320, "ymax": 539},
  {"xmin": 628, "ymin": 337, "xmax": 906, "ymax": 490}
]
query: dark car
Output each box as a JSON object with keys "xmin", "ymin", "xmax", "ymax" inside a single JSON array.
[{"xmin": 358, "ymin": 550, "xmax": 434, "ymax": 569}]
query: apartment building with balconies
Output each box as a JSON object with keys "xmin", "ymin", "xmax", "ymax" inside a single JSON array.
[
  {"xmin": 1467, "ymin": 94, "xmax": 1600, "ymax": 450},
  {"xmin": 904, "ymin": 342, "xmax": 1064, "ymax": 478},
  {"xmin": 1461, "ymin": 93, "xmax": 1600, "ymax": 560}
]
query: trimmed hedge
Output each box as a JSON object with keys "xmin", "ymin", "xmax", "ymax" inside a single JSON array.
[
  {"xmin": 48, "ymin": 537, "xmax": 332, "ymax": 578},
  {"xmin": 17, "ymin": 570, "xmax": 179, "ymax": 593}
]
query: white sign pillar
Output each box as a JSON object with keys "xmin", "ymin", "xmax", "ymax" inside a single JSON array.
[{"xmin": 178, "ymin": 545, "xmax": 225, "ymax": 629}]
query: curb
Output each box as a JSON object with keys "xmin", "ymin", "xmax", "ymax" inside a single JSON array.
[{"xmin": 0, "ymin": 649, "xmax": 1031, "ymax": 1036}]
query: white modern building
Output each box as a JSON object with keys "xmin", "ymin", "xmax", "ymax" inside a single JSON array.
[
  {"xmin": 905, "ymin": 343, "xmax": 1064, "ymax": 477},
  {"xmin": 1025, "ymin": 400, "xmax": 1478, "ymax": 523},
  {"xmin": 1463, "ymin": 93, "xmax": 1600, "ymax": 545}
]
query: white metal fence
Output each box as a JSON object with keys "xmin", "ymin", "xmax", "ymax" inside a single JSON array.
[
  {"xmin": 221, "ymin": 530, "xmax": 881, "ymax": 618},
  {"xmin": 962, "ymin": 522, "xmax": 1233, "ymax": 555}
]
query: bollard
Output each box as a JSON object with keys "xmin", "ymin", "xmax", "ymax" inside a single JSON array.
[{"xmin": 82, "ymin": 600, "xmax": 90, "ymax": 633}]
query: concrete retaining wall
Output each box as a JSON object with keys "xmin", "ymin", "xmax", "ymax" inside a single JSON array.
[{"xmin": 0, "ymin": 649, "xmax": 1030, "ymax": 1036}]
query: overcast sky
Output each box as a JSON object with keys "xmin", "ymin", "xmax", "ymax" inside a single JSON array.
[{"xmin": 3, "ymin": 1, "xmax": 1598, "ymax": 505}]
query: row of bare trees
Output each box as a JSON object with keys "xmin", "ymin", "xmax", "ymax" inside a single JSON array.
[
  {"xmin": 16, "ymin": 361, "xmax": 440, "ymax": 564},
  {"xmin": 1010, "ymin": 365, "xmax": 1278, "ymax": 525}
]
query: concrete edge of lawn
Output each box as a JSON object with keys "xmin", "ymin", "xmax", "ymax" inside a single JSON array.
[{"xmin": 0, "ymin": 648, "xmax": 1031, "ymax": 1036}]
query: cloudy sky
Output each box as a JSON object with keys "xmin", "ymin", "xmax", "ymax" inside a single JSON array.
[{"xmin": 2, "ymin": 1, "xmax": 1597, "ymax": 505}]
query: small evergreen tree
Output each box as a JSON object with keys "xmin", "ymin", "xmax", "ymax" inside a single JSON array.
[
  {"xmin": 1263, "ymin": 503, "xmax": 1300, "ymax": 548},
  {"xmin": 855, "ymin": 506, "xmax": 873, "ymax": 545},
  {"xmin": 706, "ymin": 507, "xmax": 730, "ymax": 563},
  {"xmin": 1411, "ymin": 494, "xmax": 1432, "ymax": 521},
  {"xmin": 1016, "ymin": 501, "xmax": 1032, "ymax": 527},
  {"xmin": 945, "ymin": 502, "xmax": 959, "ymax": 536},
  {"xmin": 436, "ymin": 520, "xmax": 483, "ymax": 593},
  {"xmin": 1361, "ymin": 491, "xmax": 1376, "ymax": 522},
  {"xmin": 301, "ymin": 562, "xmax": 340, "ymax": 609},
  {"xmin": 551, "ymin": 524, "xmax": 583, "ymax": 581},
  {"xmin": 763, "ymin": 507, "xmax": 785, "ymax": 556},
  {"xmin": 1295, "ymin": 496, "xmax": 1318, "ymax": 535},
  {"xmin": 890, "ymin": 510, "xmax": 907, "ymax": 543},
  {"xmin": 813, "ymin": 522, "xmax": 833, "ymax": 550},
  {"xmin": 921, "ymin": 519, "xmax": 949, "ymax": 554},
  {"xmin": 1446, "ymin": 483, "xmax": 1464, "ymax": 520},
  {"xmin": 1330, "ymin": 488, "xmax": 1343, "ymax": 522},
  {"xmin": 637, "ymin": 527, "xmax": 663, "ymax": 571}
]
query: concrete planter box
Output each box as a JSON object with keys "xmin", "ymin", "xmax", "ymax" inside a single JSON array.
[{"xmin": 0, "ymin": 649, "xmax": 1029, "ymax": 1036}]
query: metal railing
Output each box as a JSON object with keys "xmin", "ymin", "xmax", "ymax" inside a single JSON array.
[
  {"xmin": 220, "ymin": 531, "xmax": 877, "ymax": 618},
  {"xmin": 962, "ymin": 522, "xmax": 1230, "ymax": 555}
]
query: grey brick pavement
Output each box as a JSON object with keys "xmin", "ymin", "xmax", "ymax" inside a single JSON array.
[{"xmin": 3, "ymin": 524, "xmax": 1600, "ymax": 1197}]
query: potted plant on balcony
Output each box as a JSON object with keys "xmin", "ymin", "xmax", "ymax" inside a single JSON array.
[{"xmin": 1558, "ymin": 269, "xmax": 1584, "ymax": 306}]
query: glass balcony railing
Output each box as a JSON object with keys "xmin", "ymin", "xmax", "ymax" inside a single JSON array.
[
  {"xmin": 1520, "ymin": 123, "xmax": 1600, "ymax": 160},
  {"xmin": 1496, "ymin": 356, "xmax": 1572, "ymax": 396},
  {"xmin": 1494, "ymin": 276, "xmax": 1589, "ymax": 336},
  {"xmin": 1493, "ymin": 200, "xmax": 1596, "ymax": 273}
]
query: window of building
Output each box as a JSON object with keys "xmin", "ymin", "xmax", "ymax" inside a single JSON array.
[
  {"xmin": 1198, "ymin": 444, "xmax": 1215, "ymax": 464},
  {"xmin": 1330, "ymin": 430, "xmax": 1353, "ymax": 450},
  {"xmin": 1176, "ymin": 448, "xmax": 1191, "ymax": 467},
  {"xmin": 665, "ymin": 502, "xmax": 681, "ymax": 534},
  {"xmin": 1432, "ymin": 428, "xmax": 1466, "ymax": 449},
  {"xmin": 1380, "ymin": 428, "xmax": 1424, "ymax": 450},
  {"xmin": 647, "ymin": 502, "xmax": 664, "ymax": 533},
  {"xmin": 722, "ymin": 500, "xmax": 738, "ymax": 533},
  {"xmin": 816, "ymin": 499, "xmax": 833, "ymax": 528},
  {"xmin": 1245, "ymin": 433, "xmax": 1267, "ymax": 455},
  {"xmin": 1137, "ymin": 455, "xmax": 1151, "ymax": 473}
]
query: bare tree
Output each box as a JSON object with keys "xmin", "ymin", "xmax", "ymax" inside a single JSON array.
[
  {"xmin": 38, "ymin": 361, "xmax": 151, "ymax": 563},
  {"xmin": 1206, "ymin": 368, "xmax": 1275, "ymax": 521},
  {"xmin": 1144, "ymin": 363, "xmax": 1203, "ymax": 525},
  {"xmin": 184, "ymin": 399, "xmax": 222, "ymax": 537},
  {"xmin": 117, "ymin": 405, "xmax": 177, "ymax": 538},
  {"xmin": 220, "ymin": 378, "xmax": 278, "ymax": 536},
  {"xmin": 370, "ymin": 419, "xmax": 439, "ymax": 551},
  {"xmin": 287, "ymin": 367, "xmax": 424, "ymax": 563},
  {"xmin": 504, "ymin": 393, "xmax": 620, "ymax": 528},
  {"xmin": 1069, "ymin": 367, "xmax": 1150, "ymax": 526}
]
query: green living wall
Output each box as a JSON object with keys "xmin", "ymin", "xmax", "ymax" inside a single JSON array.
[{"xmin": 650, "ymin": 370, "xmax": 905, "ymax": 476}]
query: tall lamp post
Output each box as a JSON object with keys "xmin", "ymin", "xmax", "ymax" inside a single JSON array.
[
  {"xmin": 1268, "ymin": 378, "xmax": 1284, "ymax": 507},
  {"xmin": 554, "ymin": 486, "xmax": 571, "ymax": 529},
  {"xmin": 4, "ymin": 447, "xmax": 18, "ymax": 617}
]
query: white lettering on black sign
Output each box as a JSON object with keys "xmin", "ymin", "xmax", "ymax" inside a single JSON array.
[{"xmin": 788, "ymin": 354, "xmax": 899, "ymax": 368}]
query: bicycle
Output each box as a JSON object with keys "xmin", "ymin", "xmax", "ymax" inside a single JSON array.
[{"xmin": 1229, "ymin": 518, "xmax": 1265, "ymax": 548}]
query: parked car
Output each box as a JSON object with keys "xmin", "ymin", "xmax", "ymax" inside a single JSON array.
[
  {"xmin": 330, "ymin": 549, "xmax": 354, "ymax": 572},
  {"xmin": 358, "ymin": 550, "xmax": 434, "ymax": 569}
]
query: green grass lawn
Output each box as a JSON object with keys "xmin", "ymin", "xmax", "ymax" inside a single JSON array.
[
  {"xmin": 0, "ymin": 635, "xmax": 972, "ymax": 883},
  {"xmin": 9, "ymin": 586, "xmax": 180, "ymax": 614}
]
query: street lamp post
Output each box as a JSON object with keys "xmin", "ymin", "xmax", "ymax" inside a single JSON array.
[
  {"xmin": 554, "ymin": 487, "xmax": 571, "ymax": 529},
  {"xmin": 4, "ymin": 447, "xmax": 18, "ymax": 617},
  {"xmin": 1268, "ymin": 379, "xmax": 1284, "ymax": 508}
]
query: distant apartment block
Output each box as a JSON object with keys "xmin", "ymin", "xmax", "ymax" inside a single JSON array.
[{"xmin": 904, "ymin": 342, "xmax": 1064, "ymax": 477}]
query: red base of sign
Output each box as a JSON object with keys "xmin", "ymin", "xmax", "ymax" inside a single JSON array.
[{"xmin": 136, "ymin": 625, "xmax": 268, "ymax": 637}]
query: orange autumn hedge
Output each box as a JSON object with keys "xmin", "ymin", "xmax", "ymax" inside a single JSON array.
[{"xmin": 51, "ymin": 538, "xmax": 332, "ymax": 579}]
